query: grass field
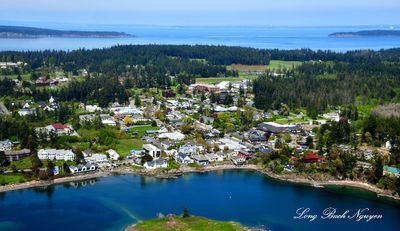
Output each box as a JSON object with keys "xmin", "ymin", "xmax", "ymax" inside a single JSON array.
[
  {"xmin": 11, "ymin": 158, "xmax": 32, "ymax": 169},
  {"xmin": 132, "ymin": 215, "xmax": 247, "ymax": 231},
  {"xmin": 129, "ymin": 125, "xmax": 159, "ymax": 137},
  {"xmin": 228, "ymin": 64, "xmax": 267, "ymax": 72},
  {"xmin": 0, "ymin": 74, "xmax": 31, "ymax": 81},
  {"xmin": 195, "ymin": 77, "xmax": 243, "ymax": 84},
  {"xmin": 115, "ymin": 139, "xmax": 143, "ymax": 157},
  {"xmin": 0, "ymin": 174, "xmax": 26, "ymax": 185},
  {"xmin": 267, "ymin": 60, "xmax": 302, "ymax": 70}
]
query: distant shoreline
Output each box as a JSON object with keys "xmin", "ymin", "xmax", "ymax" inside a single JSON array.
[
  {"xmin": 0, "ymin": 25, "xmax": 134, "ymax": 38},
  {"xmin": 1, "ymin": 164, "xmax": 398, "ymax": 201},
  {"xmin": 329, "ymin": 30, "xmax": 400, "ymax": 38}
]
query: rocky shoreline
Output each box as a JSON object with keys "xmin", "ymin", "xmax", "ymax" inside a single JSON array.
[{"xmin": 1, "ymin": 164, "xmax": 399, "ymax": 201}]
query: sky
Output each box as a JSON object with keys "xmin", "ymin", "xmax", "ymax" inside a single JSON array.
[{"xmin": 1, "ymin": 0, "xmax": 400, "ymax": 27}]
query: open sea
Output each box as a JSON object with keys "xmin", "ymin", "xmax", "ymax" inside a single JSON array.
[{"xmin": 0, "ymin": 25, "xmax": 400, "ymax": 51}]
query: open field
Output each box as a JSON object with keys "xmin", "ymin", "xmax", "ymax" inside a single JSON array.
[
  {"xmin": 0, "ymin": 74, "xmax": 31, "ymax": 81},
  {"xmin": 195, "ymin": 77, "xmax": 243, "ymax": 84},
  {"xmin": 115, "ymin": 139, "xmax": 143, "ymax": 157},
  {"xmin": 229, "ymin": 64, "xmax": 267, "ymax": 72},
  {"xmin": 129, "ymin": 125, "xmax": 159, "ymax": 137},
  {"xmin": 0, "ymin": 174, "xmax": 26, "ymax": 185},
  {"xmin": 267, "ymin": 60, "xmax": 302, "ymax": 70}
]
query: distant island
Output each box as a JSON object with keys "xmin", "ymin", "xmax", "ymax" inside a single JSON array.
[
  {"xmin": 0, "ymin": 25, "xmax": 133, "ymax": 38},
  {"xmin": 329, "ymin": 30, "xmax": 400, "ymax": 38}
]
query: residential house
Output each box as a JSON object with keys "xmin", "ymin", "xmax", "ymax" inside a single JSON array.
[
  {"xmin": 69, "ymin": 163, "xmax": 97, "ymax": 174},
  {"xmin": 231, "ymin": 156, "xmax": 246, "ymax": 166},
  {"xmin": 0, "ymin": 139, "xmax": 12, "ymax": 151},
  {"xmin": 257, "ymin": 122, "xmax": 301, "ymax": 134},
  {"xmin": 143, "ymin": 144, "xmax": 161, "ymax": 158},
  {"xmin": 18, "ymin": 108, "xmax": 37, "ymax": 116},
  {"xmin": 303, "ymin": 153, "xmax": 325, "ymax": 164},
  {"xmin": 106, "ymin": 149, "xmax": 120, "ymax": 161},
  {"xmin": 38, "ymin": 149, "xmax": 75, "ymax": 161},
  {"xmin": 191, "ymin": 155, "xmax": 210, "ymax": 165},
  {"xmin": 45, "ymin": 123, "xmax": 75, "ymax": 136},
  {"xmin": 176, "ymin": 153, "xmax": 194, "ymax": 164},
  {"xmin": 85, "ymin": 153, "xmax": 108, "ymax": 163},
  {"xmin": 158, "ymin": 131, "xmax": 185, "ymax": 141},
  {"xmin": 100, "ymin": 114, "xmax": 117, "ymax": 126},
  {"xmin": 144, "ymin": 158, "xmax": 168, "ymax": 169},
  {"xmin": 4, "ymin": 149, "xmax": 30, "ymax": 162},
  {"xmin": 238, "ymin": 150, "xmax": 253, "ymax": 160},
  {"xmin": 179, "ymin": 144, "xmax": 199, "ymax": 156}
]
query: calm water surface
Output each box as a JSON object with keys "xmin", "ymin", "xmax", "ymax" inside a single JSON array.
[
  {"xmin": 1, "ymin": 25, "xmax": 400, "ymax": 51},
  {"xmin": 0, "ymin": 170, "xmax": 399, "ymax": 231}
]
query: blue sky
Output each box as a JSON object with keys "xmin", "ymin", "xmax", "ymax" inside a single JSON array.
[{"xmin": 1, "ymin": 0, "xmax": 400, "ymax": 26}]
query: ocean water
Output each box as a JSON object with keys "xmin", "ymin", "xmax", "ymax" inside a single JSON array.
[
  {"xmin": 0, "ymin": 170, "xmax": 399, "ymax": 231},
  {"xmin": 0, "ymin": 25, "xmax": 400, "ymax": 51}
]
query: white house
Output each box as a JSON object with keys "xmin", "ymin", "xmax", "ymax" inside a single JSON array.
[
  {"xmin": 0, "ymin": 139, "xmax": 12, "ymax": 151},
  {"xmin": 69, "ymin": 163, "xmax": 97, "ymax": 174},
  {"xmin": 158, "ymin": 131, "xmax": 185, "ymax": 141},
  {"xmin": 85, "ymin": 105, "xmax": 102, "ymax": 113},
  {"xmin": 143, "ymin": 144, "xmax": 161, "ymax": 158},
  {"xmin": 44, "ymin": 123, "xmax": 75, "ymax": 136},
  {"xmin": 38, "ymin": 149, "xmax": 75, "ymax": 161},
  {"xmin": 176, "ymin": 153, "xmax": 194, "ymax": 164},
  {"xmin": 85, "ymin": 153, "xmax": 108, "ymax": 163},
  {"xmin": 106, "ymin": 149, "xmax": 120, "ymax": 161},
  {"xmin": 144, "ymin": 158, "xmax": 168, "ymax": 169},
  {"xmin": 179, "ymin": 144, "xmax": 199, "ymax": 156}
]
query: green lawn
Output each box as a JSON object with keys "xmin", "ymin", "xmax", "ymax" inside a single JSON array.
[
  {"xmin": 11, "ymin": 158, "xmax": 32, "ymax": 169},
  {"xmin": 0, "ymin": 74, "xmax": 31, "ymax": 81},
  {"xmin": 0, "ymin": 174, "xmax": 26, "ymax": 185},
  {"xmin": 132, "ymin": 215, "xmax": 247, "ymax": 231},
  {"xmin": 115, "ymin": 139, "xmax": 143, "ymax": 157},
  {"xmin": 129, "ymin": 125, "xmax": 159, "ymax": 137},
  {"xmin": 267, "ymin": 60, "xmax": 302, "ymax": 70},
  {"xmin": 195, "ymin": 77, "xmax": 243, "ymax": 84}
]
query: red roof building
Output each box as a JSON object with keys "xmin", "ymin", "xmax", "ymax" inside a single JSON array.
[{"xmin": 303, "ymin": 154, "xmax": 321, "ymax": 163}]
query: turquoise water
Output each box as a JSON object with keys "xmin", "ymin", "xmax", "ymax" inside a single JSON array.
[
  {"xmin": 0, "ymin": 170, "xmax": 399, "ymax": 231},
  {"xmin": 1, "ymin": 25, "xmax": 400, "ymax": 51}
]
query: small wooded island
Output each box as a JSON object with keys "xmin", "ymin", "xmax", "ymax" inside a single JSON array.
[
  {"xmin": 329, "ymin": 30, "xmax": 400, "ymax": 37},
  {"xmin": 125, "ymin": 214, "xmax": 257, "ymax": 231},
  {"xmin": 0, "ymin": 25, "xmax": 133, "ymax": 38}
]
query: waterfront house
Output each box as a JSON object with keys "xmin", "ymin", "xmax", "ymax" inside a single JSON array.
[
  {"xmin": 231, "ymin": 156, "xmax": 246, "ymax": 166},
  {"xmin": 106, "ymin": 149, "xmax": 120, "ymax": 161},
  {"xmin": 238, "ymin": 150, "xmax": 253, "ymax": 160},
  {"xmin": 144, "ymin": 158, "xmax": 168, "ymax": 169},
  {"xmin": 176, "ymin": 153, "xmax": 194, "ymax": 164},
  {"xmin": 143, "ymin": 144, "xmax": 161, "ymax": 158},
  {"xmin": 69, "ymin": 163, "xmax": 97, "ymax": 174},
  {"xmin": 191, "ymin": 155, "xmax": 210, "ymax": 165},
  {"xmin": 4, "ymin": 149, "xmax": 30, "ymax": 162},
  {"xmin": 85, "ymin": 153, "xmax": 108, "ymax": 163},
  {"xmin": 38, "ymin": 149, "xmax": 75, "ymax": 161},
  {"xmin": 303, "ymin": 153, "xmax": 325, "ymax": 164}
]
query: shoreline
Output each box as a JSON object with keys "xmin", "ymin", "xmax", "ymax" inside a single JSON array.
[{"xmin": 1, "ymin": 164, "xmax": 398, "ymax": 201}]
